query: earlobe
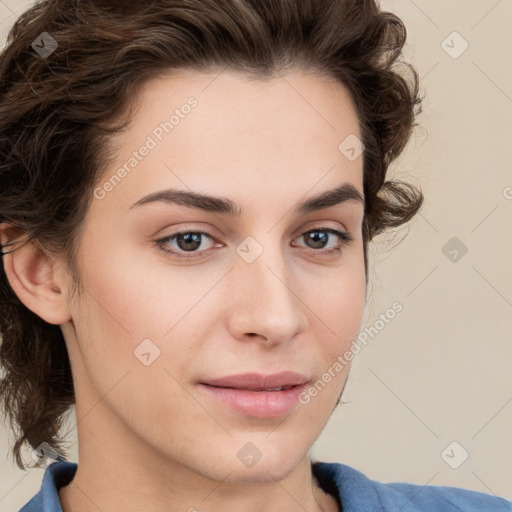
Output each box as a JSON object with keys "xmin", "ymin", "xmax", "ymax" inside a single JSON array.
[{"xmin": 0, "ymin": 223, "xmax": 72, "ymax": 326}]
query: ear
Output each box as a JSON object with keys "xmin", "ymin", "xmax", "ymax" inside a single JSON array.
[{"xmin": 0, "ymin": 223, "xmax": 72, "ymax": 325}]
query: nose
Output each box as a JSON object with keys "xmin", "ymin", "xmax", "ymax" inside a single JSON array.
[{"xmin": 225, "ymin": 240, "xmax": 308, "ymax": 345}]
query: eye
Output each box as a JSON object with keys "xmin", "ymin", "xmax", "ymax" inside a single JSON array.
[
  {"xmin": 155, "ymin": 229, "xmax": 218, "ymax": 259},
  {"xmin": 292, "ymin": 226, "xmax": 354, "ymax": 256},
  {"xmin": 154, "ymin": 226, "xmax": 354, "ymax": 259}
]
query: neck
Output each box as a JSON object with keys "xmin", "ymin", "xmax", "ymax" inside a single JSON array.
[{"xmin": 59, "ymin": 456, "xmax": 339, "ymax": 512}]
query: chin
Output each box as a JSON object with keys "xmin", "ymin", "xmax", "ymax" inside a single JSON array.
[
  {"xmin": 191, "ymin": 444, "xmax": 302, "ymax": 485},
  {"xmin": 223, "ymin": 461, "xmax": 299, "ymax": 485}
]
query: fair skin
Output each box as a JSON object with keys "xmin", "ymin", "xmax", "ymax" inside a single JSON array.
[{"xmin": 1, "ymin": 68, "xmax": 366, "ymax": 512}]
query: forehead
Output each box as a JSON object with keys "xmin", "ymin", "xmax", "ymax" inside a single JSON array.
[
  {"xmin": 112, "ymin": 66, "xmax": 361, "ymax": 152},
  {"xmin": 95, "ymin": 68, "xmax": 364, "ymax": 213}
]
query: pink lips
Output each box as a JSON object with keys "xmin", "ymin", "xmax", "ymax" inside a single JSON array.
[{"xmin": 198, "ymin": 371, "xmax": 309, "ymax": 418}]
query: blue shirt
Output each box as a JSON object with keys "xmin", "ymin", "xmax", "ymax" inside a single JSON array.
[{"xmin": 19, "ymin": 457, "xmax": 511, "ymax": 511}]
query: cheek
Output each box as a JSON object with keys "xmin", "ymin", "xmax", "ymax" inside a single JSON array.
[
  {"xmin": 314, "ymin": 260, "xmax": 367, "ymax": 371},
  {"xmin": 70, "ymin": 246, "xmax": 224, "ymax": 391},
  {"xmin": 76, "ymin": 243, "xmax": 210, "ymax": 339},
  {"xmin": 300, "ymin": 268, "xmax": 364, "ymax": 415},
  {"xmin": 313, "ymin": 255, "xmax": 366, "ymax": 331},
  {"xmin": 68, "ymin": 252, "xmax": 201, "ymax": 422}
]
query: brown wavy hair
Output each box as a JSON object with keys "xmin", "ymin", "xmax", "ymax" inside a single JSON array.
[{"xmin": 0, "ymin": 0, "xmax": 424, "ymax": 470}]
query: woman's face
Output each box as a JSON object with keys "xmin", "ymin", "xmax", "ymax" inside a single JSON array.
[{"xmin": 60, "ymin": 68, "xmax": 367, "ymax": 483}]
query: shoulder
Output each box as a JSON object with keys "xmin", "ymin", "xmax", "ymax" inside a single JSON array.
[
  {"xmin": 377, "ymin": 480, "xmax": 511, "ymax": 512},
  {"xmin": 313, "ymin": 461, "xmax": 511, "ymax": 512}
]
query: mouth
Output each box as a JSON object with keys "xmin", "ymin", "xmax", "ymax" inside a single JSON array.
[{"xmin": 197, "ymin": 381, "xmax": 309, "ymax": 419}]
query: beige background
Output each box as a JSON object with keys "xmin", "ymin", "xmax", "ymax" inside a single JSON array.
[{"xmin": 1, "ymin": 0, "xmax": 511, "ymax": 510}]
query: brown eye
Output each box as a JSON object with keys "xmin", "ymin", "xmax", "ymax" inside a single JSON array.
[
  {"xmin": 294, "ymin": 227, "xmax": 353, "ymax": 254},
  {"xmin": 155, "ymin": 229, "xmax": 217, "ymax": 259}
]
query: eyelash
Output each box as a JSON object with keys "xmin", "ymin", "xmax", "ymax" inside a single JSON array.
[{"xmin": 154, "ymin": 226, "xmax": 354, "ymax": 260}]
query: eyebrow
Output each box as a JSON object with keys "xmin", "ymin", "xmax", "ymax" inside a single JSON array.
[{"xmin": 128, "ymin": 182, "xmax": 365, "ymax": 215}]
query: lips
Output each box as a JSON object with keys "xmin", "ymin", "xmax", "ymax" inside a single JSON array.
[
  {"xmin": 197, "ymin": 372, "xmax": 310, "ymax": 418},
  {"xmin": 200, "ymin": 371, "xmax": 309, "ymax": 391}
]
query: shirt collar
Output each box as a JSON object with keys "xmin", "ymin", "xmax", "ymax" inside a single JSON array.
[
  {"xmin": 312, "ymin": 460, "xmax": 384, "ymax": 512},
  {"xmin": 20, "ymin": 456, "xmax": 77, "ymax": 512}
]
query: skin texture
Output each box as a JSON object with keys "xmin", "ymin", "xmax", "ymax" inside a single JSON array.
[{"xmin": 1, "ymin": 68, "xmax": 367, "ymax": 512}]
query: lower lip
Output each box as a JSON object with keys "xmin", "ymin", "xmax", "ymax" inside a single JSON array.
[{"xmin": 198, "ymin": 383, "xmax": 308, "ymax": 418}]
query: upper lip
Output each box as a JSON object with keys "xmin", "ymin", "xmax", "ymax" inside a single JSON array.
[{"xmin": 200, "ymin": 371, "xmax": 309, "ymax": 390}]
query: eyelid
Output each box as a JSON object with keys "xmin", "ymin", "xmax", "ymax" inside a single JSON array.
[
  {"xmin": 155, "ymin": 220, "xmax": 346, "ymax": 245},
  {"xmin": 292, "ymin": 219, "xmax": 348, "ymax": 237}
]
